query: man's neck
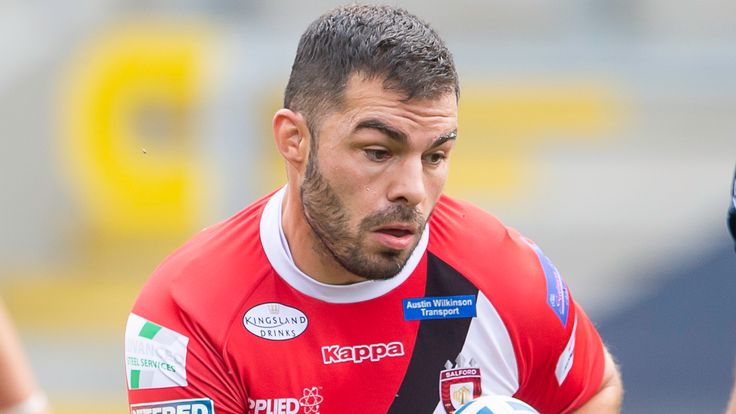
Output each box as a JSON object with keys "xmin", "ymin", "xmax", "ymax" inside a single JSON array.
[{"xmin": 280, "ymin": 186, "xmax": 367, "ymax": 285}]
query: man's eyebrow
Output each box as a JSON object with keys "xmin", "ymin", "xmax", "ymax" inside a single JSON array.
[
  {"xmin": 429, "ymin": 129, "xmax": 457, "ymax": 148},
  {"xmin": 354, "ymin": 119, "xmax": 407, "ymax": 143},
  {"xmin": 354, "ymin": 119, "xmax": 456, "ymax": 148}
]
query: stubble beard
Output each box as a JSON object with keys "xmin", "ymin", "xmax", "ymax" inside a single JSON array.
[{"xmin": 299, "ymin": 151, "xmax": 426, "ymax": 281}]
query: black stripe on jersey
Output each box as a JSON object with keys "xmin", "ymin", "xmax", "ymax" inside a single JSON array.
[{"xmin": 387, "ymin": 252, "xmax": 479, "ymax": 414}]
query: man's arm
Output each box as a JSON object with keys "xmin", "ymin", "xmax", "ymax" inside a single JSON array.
[
  {"xmin": 0, "ymin": 300, "xmax": 49, "ymax": 414},
  {"xmin": 726, "ymin": 379, "xmax": 736, "ymax": 414},
  {"xmin": 571, "ymin": 347, "xmax": 623, "ymax": 414}
]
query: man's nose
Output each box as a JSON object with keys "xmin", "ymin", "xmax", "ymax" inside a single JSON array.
[{"xmin": 386, "ymin": 157, "xmax": 426, "ymax": 207}]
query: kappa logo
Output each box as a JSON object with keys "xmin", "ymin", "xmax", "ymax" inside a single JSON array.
[
  {"xmin": 321, "ymin": 341, "xmax": 404, "ymax": 364},
  {"xmin": 248, "ymin": 386, "xmax": 323, "ymax": 414},
  {"xmin": 440, "ymin": 355, "xmax": 482, "ymax": 414}
]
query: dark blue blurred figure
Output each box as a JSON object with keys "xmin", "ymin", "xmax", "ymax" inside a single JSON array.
[
  {"xmin": 729, "ymin": 168, "xmax": 736, "ymax": 250},
  {"xmin": 728, "ymin": 167, "xmax": 736, "ymax": 414},
  {"xmin": 598, "ymin": 166, "xmax": 736, "ymax": 413}
]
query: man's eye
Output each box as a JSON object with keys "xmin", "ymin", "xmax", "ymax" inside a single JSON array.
[
  {"xmin": 364, "ymin": 149, "xmax": 391, "ymax": 161},
  {"xmin": 424, "ymin": 152, "xmax": 447, "ymax": 165}
]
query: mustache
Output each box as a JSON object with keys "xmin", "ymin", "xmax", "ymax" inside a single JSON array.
[{"xmin": 360, "ymin": 204, "xmax": 424, "ymax": 231}]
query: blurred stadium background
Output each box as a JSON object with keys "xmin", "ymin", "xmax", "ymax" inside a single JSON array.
[{"xmin": 0, "ymin": 1, "xmax": 734, "ymax": 412}]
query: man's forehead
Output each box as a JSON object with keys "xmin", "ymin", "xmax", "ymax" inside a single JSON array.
[{"xmin": 342, "ymin": 74, "xmax": 457, "ymax": 114}]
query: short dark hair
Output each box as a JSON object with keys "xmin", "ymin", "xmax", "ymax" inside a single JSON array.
[{"xmin": 284, "ymin": 4, "xmax": 459, "ymax": 133}]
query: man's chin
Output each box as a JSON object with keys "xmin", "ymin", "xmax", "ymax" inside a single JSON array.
[
  {"xmin": 358, "ymin": 253, "xmax": 412, "ymax": 281},
  {"xmin": 336, "ymin": 237, "xmax": 420, "ymax": 281}
]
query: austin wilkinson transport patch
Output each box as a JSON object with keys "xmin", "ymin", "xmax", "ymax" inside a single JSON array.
[{"xmin": 403, "ymin": 295, "xmax": 477, "ymax": 320}]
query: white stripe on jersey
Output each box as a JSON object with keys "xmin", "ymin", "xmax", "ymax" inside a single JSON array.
[{"xmin": 432, "ymin": 291, "xmax": 519, "ymax": 413}]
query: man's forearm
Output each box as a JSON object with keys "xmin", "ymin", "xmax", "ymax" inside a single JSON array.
[
  {"xmin": 571, "ymin": 347, "xmax": 623, "ymax": 414},
  {"xmin": 726, "ymin": 375, "xmax": 736, "ymax": 414},
  {"xmin": 0, "ymin": 303, "xmax": 37, "ymax": 409}
]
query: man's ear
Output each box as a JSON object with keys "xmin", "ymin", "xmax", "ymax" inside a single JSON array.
[{"xmin": 272, "ymin": 109, "xmax": 311, "ymax": 167}]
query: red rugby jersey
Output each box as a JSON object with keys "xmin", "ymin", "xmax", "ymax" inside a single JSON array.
[{"xmin": 125, "ymin": 188, "xmax": 604, "ymax": 414}]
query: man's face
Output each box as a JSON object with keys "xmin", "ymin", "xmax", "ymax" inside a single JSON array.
[{"xmin": 300, "ymin": 75, "xmax": 458, "ymax": 281}]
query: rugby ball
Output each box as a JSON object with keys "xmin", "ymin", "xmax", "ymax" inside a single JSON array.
[{"xmin": 455, "ymin": 395, "xmax": 539, "ymax": 414}]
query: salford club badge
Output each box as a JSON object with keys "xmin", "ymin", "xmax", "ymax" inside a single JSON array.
[{"xmin": 439, "ymin": 356, "xmax": 482, "ymax": 413}]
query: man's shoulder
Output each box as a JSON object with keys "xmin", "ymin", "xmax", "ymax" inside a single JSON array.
[
  {"xmin": 157, "ymin": 190, "xmax": 274, "ymax": 280},
  {"xmin": 428, "ymin": 194, "xmax": 545, "ymax": 296},
  {"xmin": 429, "ymin": 195, "xmax": 576, "ymax": 342},
  {"xmin": 129, "ymin": 191, "xmax": 277, "ymax": 340},
  {"xmin": 429, "ymin": 193, "xmax": 509, "ymax": 248}
]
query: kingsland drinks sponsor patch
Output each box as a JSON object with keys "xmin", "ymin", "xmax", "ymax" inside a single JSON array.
[
  {"xmin": 129, "ymin": 398, "xmax": 213, "ymax": 414},
  {"xmin": 403, "ymin": 295, "xmax": 477, "ymax": 320},
  {"xmin": 243, "ymin": 303, "xmax": 309, "ymax": 341},
  {"xmin": 125, "ymin": 314, "xmax": 189, "ymax": 390}
]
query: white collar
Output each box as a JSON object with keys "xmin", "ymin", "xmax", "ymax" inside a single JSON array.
[{"xmin": 259, "ymin": 187, "xmax": 428, "ymax": 303}]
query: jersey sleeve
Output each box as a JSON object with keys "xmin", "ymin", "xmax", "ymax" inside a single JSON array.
[
  {"xmin": 125, "ymin": 268, "xmax": 247, "ymax": 414},
  {"xmin": 427, "ymin": 196, "xmax": 606, "ymax": 412},
  {"xmin": 509, "ymin": 238, "xmax": 605, "ymax": 413}
]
